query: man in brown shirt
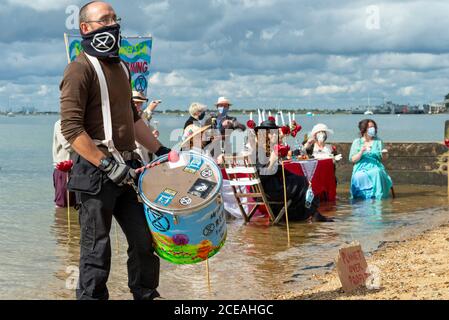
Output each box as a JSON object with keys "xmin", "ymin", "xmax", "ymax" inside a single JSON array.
[{"xmin": 60, "ymin": 1, "xmax": 169, "ymax": 300}]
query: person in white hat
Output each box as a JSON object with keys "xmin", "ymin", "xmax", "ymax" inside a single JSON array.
[
  {"xmin": 304, "ymin": 123, "xmax": 340, "ymax": 160},
  {"xmin": 132, "ymin": 91, "xmax": 161, "ymax": 163},
  {"xmin": 213, "ymin": 97, "xmax": 233, "ymax": 129},
  {"xmin": 132, "ymin": 90, "xmax": 161, "ymax": 122}
]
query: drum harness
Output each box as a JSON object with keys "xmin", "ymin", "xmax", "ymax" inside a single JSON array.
[
  {"xmin": 85, "ymin": 53, "xmax": 141, "ymax": 196},
  {"xmin": 85, "ymin": 54, "xmax": 198, "ymax": 220}
]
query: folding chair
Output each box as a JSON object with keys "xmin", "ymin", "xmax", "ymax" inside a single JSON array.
[{"xmin": 223, "ymin": 155, "xmax": 290, "ymax": 225}]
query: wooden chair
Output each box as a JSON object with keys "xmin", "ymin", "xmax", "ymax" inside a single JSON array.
[{"xmin": 223, "ymin": 154, "xmax": 290, "ymax": 225}]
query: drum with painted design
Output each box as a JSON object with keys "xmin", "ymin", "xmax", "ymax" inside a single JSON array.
[{"xmin": 138, "ymin": 151, "xmax": 226, "ymax": 264}]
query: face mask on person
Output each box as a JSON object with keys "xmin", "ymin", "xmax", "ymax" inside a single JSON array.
[
  {"xmin": 217, "ymin": 107, "xmax": 228, "ymax": 117},
  {"xmin": 81, "ymin": 24, "xmax": 121, "ymax": 60},
  {"xmin": 198, "ymin": 111, "xmax": 206, "ymax": 121},
  {"xmin": 316, "ymin": 132, "xmax": 327, "ymax": 143},
  {"xmin": 367, "ymin": 127, "xmax": 377, "ymax": 137}
]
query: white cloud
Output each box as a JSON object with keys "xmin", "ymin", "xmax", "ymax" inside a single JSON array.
[
  {"xmin": 397, "ymin": 86, "xmax": 415, "ymax": 96},
  {"xmin": 37, "ymin": 85, "xmax": 50, "ymax": 96},
  {"xmin": 260, "ymin": 27, "xmax": 279, "ymax": 40},
  {"xmin": 7, "ymin": 0, "xmax": 78, "ymax": 11},
  {"xmin": 150, "ymin": 71, "xmax": 189, "ymax": 87},
  {"xmin": 142, "ymin": 0, "xmax": 170, "ymax": 15},
  {"xmin": 3, "ymin": 0, "xmax": 449, "ymax": 110}
]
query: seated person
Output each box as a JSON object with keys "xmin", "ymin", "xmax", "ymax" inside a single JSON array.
[
  {"xmin": 304, "ymin": 123, "xmax": 339, "ymax": 160},
  {"xmin": 183, "ymin": 102, "xmax": 208, "ymax": 139},
  {"xmin": 251, "ymin": 119, "xmax": 333, "ymax": 222},
  {"xmin": 349, "ymin": 119, "xmax": 393, "ymax": 200}
]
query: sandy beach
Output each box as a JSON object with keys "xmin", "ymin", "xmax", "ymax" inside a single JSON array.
[{"xmin": 276, "ymin": 223, "xmax": 449, "ymax": 300}]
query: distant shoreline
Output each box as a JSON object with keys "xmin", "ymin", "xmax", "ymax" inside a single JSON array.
[{"xmin": 2, "ymin": 110, "xmax": 448, "ymax": 116}]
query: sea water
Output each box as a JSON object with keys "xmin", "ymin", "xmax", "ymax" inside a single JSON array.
[{"xmin": 0, "ymin": 114, "xmax": 448, "ymax": 299}]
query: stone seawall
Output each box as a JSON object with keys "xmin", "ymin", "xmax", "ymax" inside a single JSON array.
[{"xmin": 334, "ymin": 142, "xmax": 448, "ymax": 186}]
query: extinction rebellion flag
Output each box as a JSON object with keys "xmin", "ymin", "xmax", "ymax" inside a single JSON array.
[{"xmin": 64, "ymin": 34, "xmax": 153, "ymax": 97}]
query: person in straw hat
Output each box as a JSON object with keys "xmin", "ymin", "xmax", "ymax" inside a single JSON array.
[
  {"xmin": 204, "ymin": 97, "xmax": 245, "ymax": 159},
  {"xmin": 206, "ymin": 97, "xmax": 235, "ymax": 131},
  {"xmin": 132, "ymin": 91, "xmax": 161, "ymax": 163},
  {"xmin": 132, "ymin": 90, "xmax": 161, "ymax": 126},
  {"xmin": 304, "ymin": 123, "xmax": 340, "ymax": 160}
]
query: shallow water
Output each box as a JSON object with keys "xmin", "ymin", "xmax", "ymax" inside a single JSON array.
[
  {"xmin": 42, "ymin": 184, "xmax": 448, "ymax": 300},
  {"xmin": 0, "ymin": 115, "xmax": 448, "ymax": 300}
]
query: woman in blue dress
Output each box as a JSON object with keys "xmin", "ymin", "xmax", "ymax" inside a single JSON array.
[{"xmin": 349, "ymin": 119, "xmax": 393, "ymax": 200}]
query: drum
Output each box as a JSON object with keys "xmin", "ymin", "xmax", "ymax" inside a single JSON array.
[{"xmin": 138, "ymin": 151, "xmax": 226, "ymax": 265}]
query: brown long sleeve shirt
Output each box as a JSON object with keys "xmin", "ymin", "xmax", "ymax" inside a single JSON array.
[{"xmin": 60, "ymin": 52, "xmax": 140, "ymax": 152}]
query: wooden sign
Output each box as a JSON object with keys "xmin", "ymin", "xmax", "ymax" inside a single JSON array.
[{"xmin": 336, "ymin": 243, "xmax": 369, "ymax": 292}]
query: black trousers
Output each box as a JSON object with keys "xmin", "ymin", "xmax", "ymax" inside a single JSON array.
[{"xmin": 70, "ymin": 157, "xmax": 160, "ymax": 300}]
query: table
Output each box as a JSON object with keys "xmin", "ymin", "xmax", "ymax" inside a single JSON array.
[{"xmin": 283, "ymin": 158, "xmax": 337, "ymax": 202}]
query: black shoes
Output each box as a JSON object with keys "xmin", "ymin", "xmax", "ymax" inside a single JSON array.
[{"xmin": 312, "ymin": 211, "xmax": 334, "ymax": 222}]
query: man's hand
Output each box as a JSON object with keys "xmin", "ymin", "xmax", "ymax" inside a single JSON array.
[
  {"xmin": 99, "ymin": 157, "xmax": 136, "ymax": 186},
  {"xmin": 147, "ymin": 100, "xmax": 161, "ymax": 112},
  {"xmin": 135, "ymin": 149, "xmax": 176, "ymax": 174}
]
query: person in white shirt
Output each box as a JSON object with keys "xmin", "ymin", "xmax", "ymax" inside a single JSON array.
[
  {"xmin": 304, "ymin": 123, "xmax": 341, "ymax": 161},
  {"xmin": 52, "ymin": 119, "xmax": 74, "ymax": 208}
]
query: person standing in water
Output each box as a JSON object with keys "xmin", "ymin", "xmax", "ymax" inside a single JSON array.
[{"xmin": 60, "ymin": 1, "xmax": 170, "ymax": 300}]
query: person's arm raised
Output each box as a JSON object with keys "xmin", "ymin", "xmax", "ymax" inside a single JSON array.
[{"xmin": 134, "ymin": 119, "xmax": 162, "ymax": 153}]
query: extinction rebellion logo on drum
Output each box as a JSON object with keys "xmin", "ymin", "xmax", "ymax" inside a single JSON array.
[{"xmin": 147, "ymin": 209, "xmax": 171, "ymax": 232}]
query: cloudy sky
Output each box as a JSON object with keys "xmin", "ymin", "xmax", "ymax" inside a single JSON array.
[{"xmin": 2, "ymin": 0, "xmax": 449, "ymax": 111}]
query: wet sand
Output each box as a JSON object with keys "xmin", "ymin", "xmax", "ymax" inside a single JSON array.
[{"xmin": 276, "ymin": 223, "xmax": 449, "ymax": 300}]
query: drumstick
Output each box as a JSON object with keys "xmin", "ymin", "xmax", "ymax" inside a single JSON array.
[
  {"xmin": 206, "ymin": 259, "xmax": 211, "ymax": 292},
  {"xmin": 114, "ymin": 219, "xmax": 120, "ymax": 255},
  {"xmin": 281, "ymin": 161, "xmax": 291, "ymax": 246},
  {"xmin": 66, "ymin": 174, "xmax": 71, "ymax": 233}
]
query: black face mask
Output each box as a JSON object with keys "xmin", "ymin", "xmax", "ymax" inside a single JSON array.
[
  {"xmin": 81, "ymin": 24, "xmax": 121, "ymax": 61},
  {"xmin": 198, "ymin": 111, "xmax": 206, "ymax": 121}
]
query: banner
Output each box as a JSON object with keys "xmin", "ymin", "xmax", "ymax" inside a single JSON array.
[{"xmin": 64, "ymin": 34, "xmax": 153, "ymax": 96}]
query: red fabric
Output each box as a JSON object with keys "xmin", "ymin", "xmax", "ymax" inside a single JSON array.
[{"xmin": 283, "ymin": 159, "xmax": 337, "ymax": 202}]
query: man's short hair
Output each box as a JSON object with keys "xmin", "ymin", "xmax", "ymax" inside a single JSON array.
[{"xmin": 79, "ymin": 1, "xmax": 100, "ymax": 23}]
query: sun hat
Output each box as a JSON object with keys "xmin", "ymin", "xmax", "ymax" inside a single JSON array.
[
  {"xmin": 255, "ymin": 119, "xmax": 280, "ymax": 131},
  {"xmin": 132, "ymin": 91, "xmax": 148, "ymax": 102},
  {"xmin": 311, "ymin": 123, "xmax": 334, "ymax": 138},
  {"xmin": 215, "ymin": 97, "xmax": 232, "ymax": 106}
]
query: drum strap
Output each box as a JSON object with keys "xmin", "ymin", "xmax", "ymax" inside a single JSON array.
[{"xmin": 85, "ymin": 53, "xmax": 130, "ymax": 164}]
